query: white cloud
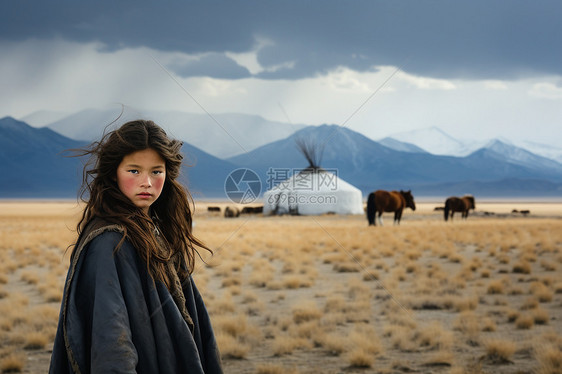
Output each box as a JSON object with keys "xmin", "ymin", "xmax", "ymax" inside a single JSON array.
[
  {"xmin": 324, "ymin": 67, "xmax": 371, "ymax": 92},
  {"xmin": 396, "ymin": 71, "xmax": 457, "ymax": 90},
  {"xmin": 225, "ymin": 50, "xmax": 262, "ymax": 75},
  {"xmin": 529, "ymin": 82, "xmax": 562, "ymax": 100}
]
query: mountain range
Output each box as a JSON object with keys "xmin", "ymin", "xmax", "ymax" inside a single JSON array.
[
  {"xmin": 26, "ymin": 108, "xmax": 305, "ymax": 159},
  {"xmin": 228, "ymin": 125, "xmax": 562, "ymax": 196},
  {"xmin": 3, "ymin": 112, "xmax": 562, "ymax": 199},
  {"xmin": 0, "ymin": 117, "xmax": 237, "ymax": 198},
  {"xmin": 382, "ymin": 126, "xmax": 562, "ymax": 164}
]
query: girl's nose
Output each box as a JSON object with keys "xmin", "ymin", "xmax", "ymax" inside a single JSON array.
[{"xmin": 140, "ymin": 174, "xmax": 152, "ymax": 188}]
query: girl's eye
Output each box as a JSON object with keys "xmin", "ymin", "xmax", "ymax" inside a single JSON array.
[
  {"xmin": 153, "ymin": 170, "xmax": 164, "ymax": 175},
  {"xmin": 128, "ymin": 169, "xmax": 139, "ymax": 174}
]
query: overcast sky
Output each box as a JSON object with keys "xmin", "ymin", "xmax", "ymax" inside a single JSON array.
[{"xmin": 1, "ymin": 1, "xmax": 561, "ymax": 146}]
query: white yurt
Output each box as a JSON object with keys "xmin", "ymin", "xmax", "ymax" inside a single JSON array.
[
  {"xmin": 263, "ymin": 168, "xmax": 364, "ymax": 215},
  {"xmin": 263, "ymin": 138, "xmax": 363, "ymax": 216}
]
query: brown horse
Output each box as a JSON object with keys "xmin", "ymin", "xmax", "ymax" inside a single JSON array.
[
  {"xmin": 444, "ymin": 195, "xmax": 475, "ymax": 221},
  {"xmin": 366, "ymin": 190, "xmax": 416, "ymax": 226}
]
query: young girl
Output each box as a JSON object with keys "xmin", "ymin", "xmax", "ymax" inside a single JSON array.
[{"xmin": 50, "ymin": 120, "xmax": 223, "ymax": 373}]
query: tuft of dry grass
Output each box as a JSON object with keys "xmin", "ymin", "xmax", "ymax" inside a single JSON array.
[
  {"xmin": 292, "ymin": 301, "xmax": 322, "ymax": 324},
  {"xmin": 207, "ymin": 294, "xmax": 236, "ymax": 315},
  {"xmin": 512, "ymin": 260, "xmax": 532, "ymax": 274},
  {"xmin": 506, "ymin": 308, "xmax": 520, "ymax": 323},
  {"xmin": 521, "ymin": 296, "xmax": 539, "ymax": 310},
  {"xmin": 515, "ymin": 314, "xmax": 535, "ymax": 330},
  {"xmin": 481, "ymin": 317, "xmax": 496, "ymax": 332},
  {"xmin": 23, "ymin": 331, "xmax": 49, "ymax": 350},
  {"xmin": 454, "ymin": 295, "xmax": 479, "ymax": 312},
  {"xmin": 534, "ymin": 343, "xmax": 562, "ymax": 374},
  {"xmin": 215, "ymin": 332, "xmax": 249, "ymax": 359},
  {"xmin": 540, "ymin": 259, "xmax": 558, "ymax": 271},
  {"xmin": 332, "ymin": 261, "xmax": 361, "ymax": 273},
  {"xmin": 0, "ymin": 352, "xmax": 25, "ymax": 373},
  {"xmin": 532, "ymin": 308, "xmax": 550, "ymax": 325},
  {"xmin": 454, "ymin": 312, "xmax": 480, "ymax": 345},
  {"xmin": 346, "ymin": 347, "xmax": 374, "ymax": 368},
  {"xmin": 255, "ymin": 364, "xmax": 300, "ymax": 374},
  {"xmin": 316, "ymin": 332, "xmax": 347, "ymax": 356},
  {"xmin": 281, "ymin": 275, "xmax": 312, "ymax": 289},
  {"xmin": 272, "ymin": 335, "xmax": 311, "ymax": 356},
  {"xmin": 349, "ymin": 324, "xmax": 383, "ymax": 355},
  {"xmin": 213, "ymin": 314, "xmax": 248, "ymax": 338},
  {"xmin": 483, "ymin": 338, "xmax": 517, "ymax": 363},
  {"xmin": 19, "ymin": 270, "xmax": 40, "ymax": 285},
  {"xmin": 423, "ymin": 350, "xmax": 455, "ymax": 367},
  {"xmin": 487, "ymin": 280, "xmax": 504, "ymax": 294},
  {"xmin": 531, "ymin": 282, "xmax": 554, "ymax": 303}
]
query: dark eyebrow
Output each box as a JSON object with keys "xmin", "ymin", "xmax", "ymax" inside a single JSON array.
[{"xmin": 124, "ymin": 164, "xmax": 165, "ymax": 169}]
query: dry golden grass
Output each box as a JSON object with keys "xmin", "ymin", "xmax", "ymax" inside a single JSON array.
[
  {"xmin": 345, "ymin": 347, "xmax": 375, "ymax": 368},
  {"xmin": 487, "ymin": 279, "xmax": 505, "ymax": 294},
  {"xmin": 0, "ymin": 352, "xmax": 25, "ymax": 373},
  {"xmin": 535, "ymin": 346, "xmax": 562, "ymax": 374},
  {"xmin": 214, "ymin": 332, "xmax": 249, "ymax": 359},
  {"xmin": 515, "ymin": 314, "xmax": 535, "ymax": 329},
  {"xmin": 454, "ymin": 311, "xmax": 481, "ymax": 344},
  {"xmin": 254, "ymin": 364, "xmax": 300, "ymax": 374},
  {"xmin": 23, "ymin": 331, "xmax": 49, "ymax": 350},
  {"xmin": 423, "ymin": 350, "xmax": 455, "ymax": 367},
  {"xmin": 506, "ymin": 308, "xmax": 520, "ymax": 323},
  {"xmin": 315, "ymin": 332, "xmax": 346, "ymax": 355},
  {"xmin": 534, "ymin": 332, "xmax": 562, "ymax": 374},
  {"xmin": 481, "ymin": 317, "xmax": 497, "ymax": 332},
  {"xmin": 291, "ymin": 301, "xmax": 322, "ymax": 324},
  {"xmin": 532, "ymin": 307, "xmax": 550, "ymax": 325},
  {"xmin": 483, "ymin": 338, "xmax": 517, "ymax": 363},
  {"xmin": 271, "ymin": 335, "xmax": 311, "ymax": 356},
  {"xmin": 531, "ymin": 281, "xmax": 555, "ymax": 303},
  {"xmin": 2, "ymin": 201, "xmax": 562, "ymax": 374}
]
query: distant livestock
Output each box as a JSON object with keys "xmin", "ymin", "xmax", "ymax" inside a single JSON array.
[
  {"xmin": 224, "ymin": 206, "xmax": 240, "ymax": 218},
  {"xmin": 444, "ymin": 195, "xmax": 475, "ymax": 221},
  {"xmin": 207, "ymin": 206, "xmax": 221, "ymax": 212},
  {"xmin": 241, "ymin": 206, "xmax": 264, "ymax": 214},
  {"xmin": 512, "ymin": 209, "xmax": 530, "ymax": 216},
  {"xmin": 367, "ymin": 190, "xmax": 416, "ymax": 226}
]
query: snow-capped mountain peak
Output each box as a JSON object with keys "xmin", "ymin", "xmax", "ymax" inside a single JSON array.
[
  {"xmin": 479, "ymin": 139, "xmax": 562, "ymax": 171},
  {"xmin": 383, "ymin": 126, "xmax": 482, "ymax": 156}
]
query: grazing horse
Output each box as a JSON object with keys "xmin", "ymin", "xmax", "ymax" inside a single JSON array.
[
  {"xmin": 444, "ymin": 195, "xmax": 475, "ymax": 221},
  {"xmin": 366, "ymin": 190, "xmax": 416, "ymax": 226}
]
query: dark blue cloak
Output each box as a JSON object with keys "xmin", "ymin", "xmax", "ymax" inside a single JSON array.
[{"xmin": 49, "ymin": 224, "xmax": 223, "ymax": 374}]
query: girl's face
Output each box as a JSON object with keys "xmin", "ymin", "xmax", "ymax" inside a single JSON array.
[{"xmin": 116, "ymin": 148, "xmax": 166, "ymax": 214}]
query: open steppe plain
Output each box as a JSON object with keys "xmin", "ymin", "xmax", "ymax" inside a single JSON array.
[{"xmin": 0, "ymin": 200, "xmax": 561, "ymax": 373}]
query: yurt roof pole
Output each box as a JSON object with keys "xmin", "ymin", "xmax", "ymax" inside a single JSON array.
[{"xmin": 295, "ymin": 137, "xmax": 325, "ymax": 170}]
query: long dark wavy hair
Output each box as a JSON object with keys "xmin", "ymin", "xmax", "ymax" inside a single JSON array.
[{"xmin": 74, "ymin": 119, "xmax": 210, "ymax": 287}]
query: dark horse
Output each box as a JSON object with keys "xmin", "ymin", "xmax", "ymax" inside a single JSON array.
[
  {"xmin": 366, "ymin": 190, "xmax": 416, "ymax": 226},
  {"xmin": 444, "ymin": 195, "xmax": 475, "ymax": 221}
]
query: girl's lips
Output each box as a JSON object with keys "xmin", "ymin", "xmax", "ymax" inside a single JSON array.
[{"xmin": 137, "ymin": 193, "xmax": 152, "ymax": 198}]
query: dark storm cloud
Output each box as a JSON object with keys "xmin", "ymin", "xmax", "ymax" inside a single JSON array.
[{"xmin": 1, "ymin": 0, "xmax": 561, "ymax": 80}]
